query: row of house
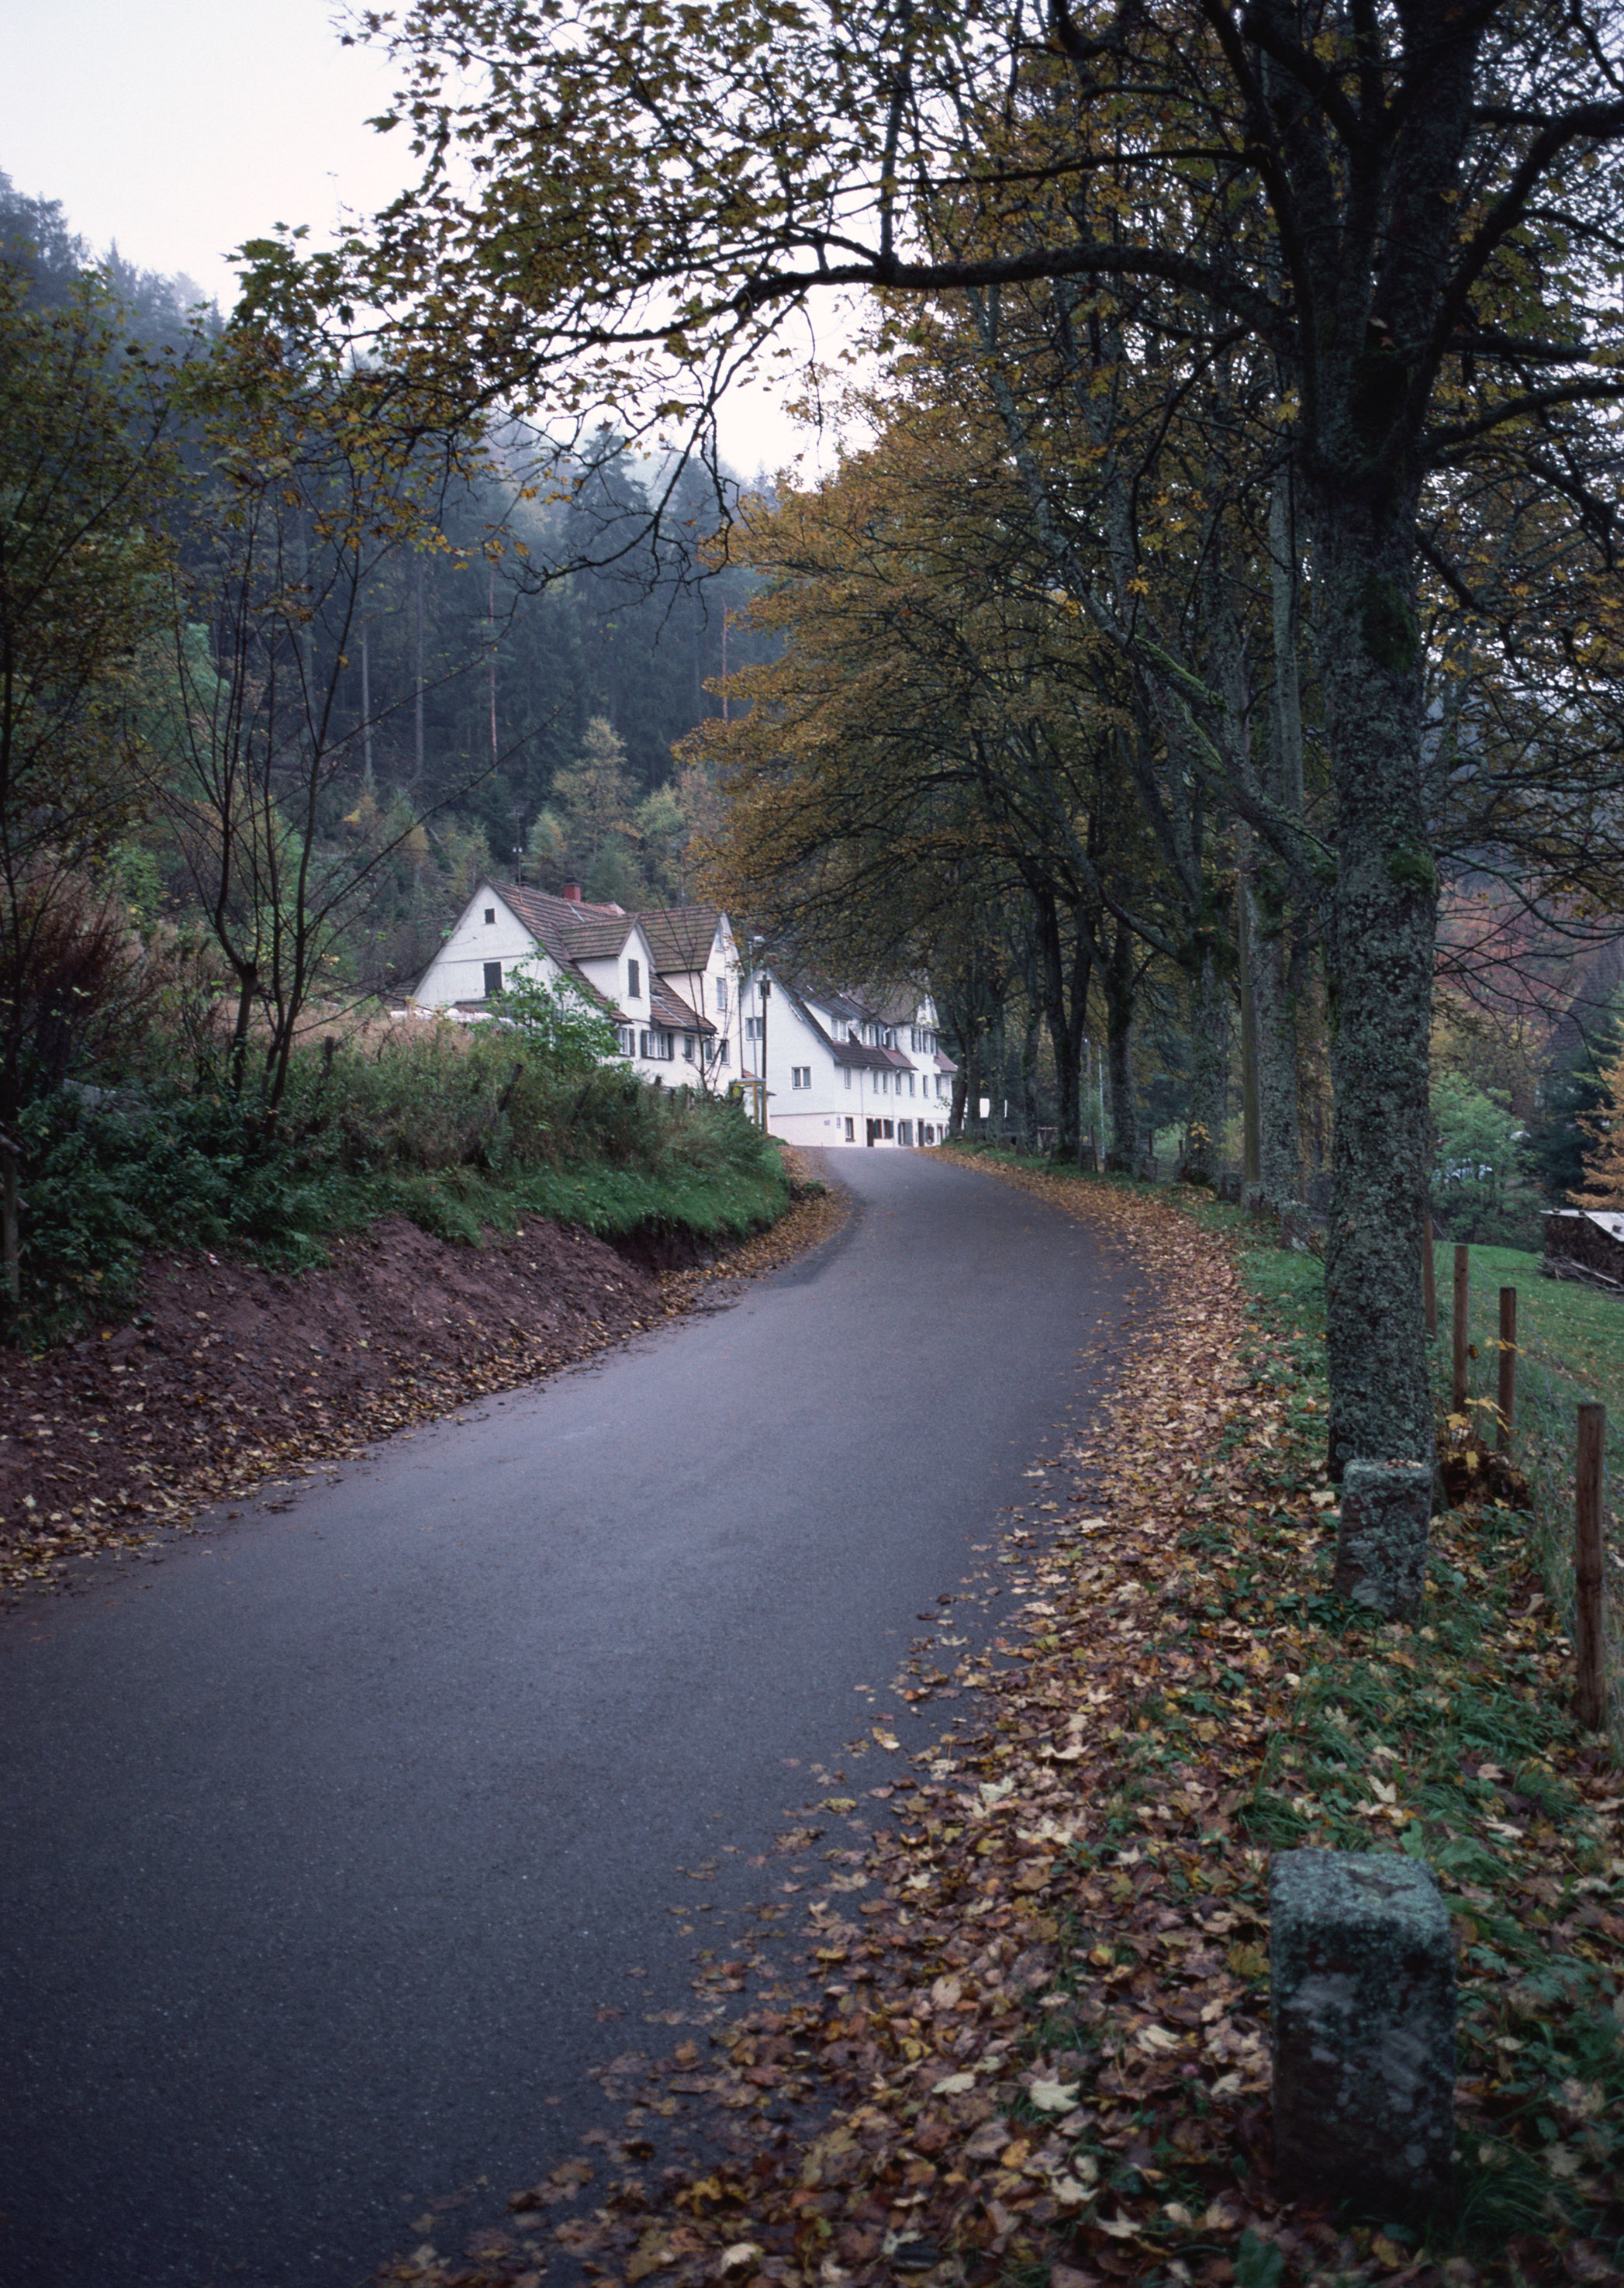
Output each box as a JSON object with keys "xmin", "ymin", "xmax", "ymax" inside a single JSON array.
[{"xmin": 410, "ymin": 879, "xmax": 957, "ymax": 1147}]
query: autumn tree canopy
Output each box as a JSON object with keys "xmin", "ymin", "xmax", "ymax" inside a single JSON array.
[{"xmin": 260, "ymin": 0, "xmax": 1624, "ymax": 1476}]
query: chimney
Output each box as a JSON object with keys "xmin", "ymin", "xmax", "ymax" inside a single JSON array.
[{"xmin": 561, "ymin": 882, "xmax": 582, "ymax": 903}]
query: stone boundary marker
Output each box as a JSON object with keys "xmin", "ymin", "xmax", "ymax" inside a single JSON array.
[
  {"xmin": 1271, "ymin": 1850, "xmax": 1456, "ymax": 2221},
  {"xmin": 1332, "ymin": 1459, "xmax": 1433, "ymax": 1621}
]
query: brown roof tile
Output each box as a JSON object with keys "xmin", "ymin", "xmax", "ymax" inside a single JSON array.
[{"xmin": 636, "ymin": 904, "xmax": 724, "ymax": 973}]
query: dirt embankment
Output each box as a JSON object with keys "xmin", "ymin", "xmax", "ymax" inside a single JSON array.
[{"xmin": 1, "ymin": 1163, "xmax": 845, "ymax": 1606}]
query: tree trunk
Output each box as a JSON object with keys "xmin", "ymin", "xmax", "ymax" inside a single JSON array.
[
  {"xmin": 1104, "ymin": 925, "xmax": 1136, "ymax": 1171},
  {"xmin": 1034, "ymin": 892, "xmax": 1087, "ymax": 1160},
  {"xmin": 1239, "ymin": 861, "xmax": 1261, "ymax": 1187},
  {"xmin": 1255, "ymin": 462, "xmax": 1306, "ymax": 1205},
  {"xmin": 1317, "ymin": 497, "xmax": 1436, "ymax": 1478},
  {"xmin": 1253, "ymin": 887, "xmax": 1303, "ymax": 1204},
  {"xmin": 1183, "ymin": 948, "xmax": 1229, "ymax": 1184},
  {"xmin": 1019, "ymin": 1007, "xmax": 1041, "ymax": 1151}
]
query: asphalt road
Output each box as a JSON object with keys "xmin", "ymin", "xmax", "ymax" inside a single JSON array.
[{"xmin": 0, "ymin": 1149, "xmax": 1138, "ymax": 2288}]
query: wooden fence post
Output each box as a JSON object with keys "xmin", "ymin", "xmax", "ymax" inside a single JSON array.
[
  {"xmin": 1453, "ymin": 1246, "xmax": 1470, "ymax": 1415},
  {"xmin": 1575, "ymin": 1401, "xmax": 1608, "ymax": 1733},
  {"xmin": 1422, "ymin": 1214, "xmax": 1437, "ymax": 1338},
  {"xmin": 1497, "ymin": 1288, "xmax": 1517, "ymax": 1453}
]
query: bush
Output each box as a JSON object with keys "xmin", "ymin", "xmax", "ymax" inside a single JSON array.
[
  {"xmin": 2, "ymin": 1014, "xmax": 787, "ymax": 1346},
  {"xmin": 1431, "ymin": 1071, "xmax": 1528, "ymax": 1243}
]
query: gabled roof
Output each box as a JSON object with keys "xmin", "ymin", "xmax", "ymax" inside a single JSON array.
[
  {"xmin": 500, "ymin": 883, "xmax": 639, "ymax": 966},
  {"xmin": 637, "ymin": 904, "xmax": 726, "ymax": 975}
]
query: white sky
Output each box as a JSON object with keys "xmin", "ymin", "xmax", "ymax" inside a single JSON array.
[{"xmin": 0, "ymin": 0, "xmax": 834, "ymax": 478}]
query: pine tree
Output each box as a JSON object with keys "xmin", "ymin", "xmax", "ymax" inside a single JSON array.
[{"xmin": 1526, "ymin": 1004, "xmax": 1624, "ymax": 1204}]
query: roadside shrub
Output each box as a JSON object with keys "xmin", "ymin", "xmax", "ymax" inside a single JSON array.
[{"xmin": 2, "ymin": 1011, "xmax": 786, "ymax": 1346}]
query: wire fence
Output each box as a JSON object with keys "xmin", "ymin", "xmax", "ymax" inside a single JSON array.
[{"xmin": 1443, "ymin": 1264, "xmax": 1623, "ymax": 1753}]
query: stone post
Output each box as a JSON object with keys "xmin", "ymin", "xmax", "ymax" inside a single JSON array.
[
  {"xmin": 1271, "ymin": 1851, "xmax": 1456, "ymax": 2221},
  {"xmin": 1332, "ymin": 1459, "xmax": 1432, "ymax": 1621}
]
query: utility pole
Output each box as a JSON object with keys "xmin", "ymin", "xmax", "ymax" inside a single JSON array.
[
  {"xmin": 758, "ymin": 974, "xmax": 770, "ymax": 1133},
  {"xmin": 489, "ymin": 562, "xmax": 499, "ymax": 772}
]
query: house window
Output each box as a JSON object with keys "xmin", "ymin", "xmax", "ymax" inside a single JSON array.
[
  {"xmin": 682, "ymin": 1034, "xmax": 695, "ymax": 1060},
  {"xmin": 844, "ymin": 1066, "xmax": 852, "ymax": 1089},
  {"xmin": 745, "ymin": 1015, "xmax": 761, "ymax": 1040},
  {"xmin": 791, "ymin": 1066, "xmax": 810, "ymax": 1089},
  {"xmin": 484, "ymin": 906, "xmax": 496, "ymax": 925},
  {"xmin": 714, "ymin": 974, "xmax": 728, "ymax": 1011},
  {"xmin": 483, "ymin": 960, "xmax": 503, "ymax": 997},
  {"xmin": 845, "ymin": 1116, "xmax": 855, "ymax": 1141},
  {"xmin": 617, "ymin": 1025, "xmax": 634, "ymax": 1055},
  {"xmin": 883, "ymin": 1119, "xmax": 894, "ymax": 1139},
  {"xmin": 627, "ymin": 958, "xmax": 641, "ymax": 999},
  {"xmin": 639, "ymin": 1028, "xmax": 674, "ymax": 1060},
  {"xmin": 908, "ymin": 1073, "xmax": 915, "ymax": 1095},
  {"xmin": 716, "ymin": 1039, "xmax": 729, "ymax": 1066},
  {"xmin": 899, "ymin": 1121, "xmax": 912, "ymax": 1146}
]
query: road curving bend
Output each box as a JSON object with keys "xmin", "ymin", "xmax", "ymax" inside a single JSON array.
[{"xmin": 0, "ymin": 1147, "xmax": 1142, "ymax": 2288}]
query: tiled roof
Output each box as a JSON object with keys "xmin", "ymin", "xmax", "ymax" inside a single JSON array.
[
  {"xmin": 648, "ymin": 979, "xmax": 714, "ymax": 1034},
  {"xmin": 499, "ymin": 883, "xmax": 637, "ymax": 967},
  {"xmin": 637, "ymin": 904, "xmax": 724, "ymax": 973}
]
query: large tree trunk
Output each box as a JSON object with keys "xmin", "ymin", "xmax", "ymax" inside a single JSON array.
[
  {"xmin": 1317, "ymin": 496, "xmax": 1436, "ymax": 1478},
  {"xmin": 1255, "ymin": 465, "xmax": 1306, "ymax": 1205}
]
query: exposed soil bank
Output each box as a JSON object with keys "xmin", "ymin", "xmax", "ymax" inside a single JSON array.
[{"xmin": 0, "ymin": 1163, "xmax": 844, "ymax": 1606}]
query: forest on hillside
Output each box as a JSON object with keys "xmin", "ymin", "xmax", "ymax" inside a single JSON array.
[{"xmin": 0, "ymin": 165, "xmax": 771, "ymax": 997}]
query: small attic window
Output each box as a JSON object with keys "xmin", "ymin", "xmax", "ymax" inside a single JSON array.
[
  {"xmin": 484, "ymin": 906, "xmax": 496, "ymax": 925},
  {"xmin": 628, "ymin": 958, "xmax": 641, "ymax": 998}
]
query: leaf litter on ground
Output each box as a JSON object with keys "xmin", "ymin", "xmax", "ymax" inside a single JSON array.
[{"xmin": 376, "ymin": 1156, "xmax": 1622, "ymax": 2288}]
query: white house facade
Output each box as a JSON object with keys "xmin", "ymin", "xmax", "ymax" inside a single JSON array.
[
  {"xmin": 734, "ymin": 970, "xmax": 956, "ymax": 1148},
  {"xmin": 411, "ymin": 881, "xmax": 738, "ymax": 1090},
  {"xmin": 411, "ymin": 881, "xmax": 955, "ymax": 1143}
]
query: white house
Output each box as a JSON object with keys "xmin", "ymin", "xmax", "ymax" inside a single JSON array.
[
  {"xmin": 734, "ymin": 969, "xmax": 956, "ymax": 1148},
  {"xmin": 412, "ymin": 882, "xmax": 956, "ymax": 1143},
  {"xmin": 411, "ymin": 880, "xmax": 738, "ymax": 1090}
]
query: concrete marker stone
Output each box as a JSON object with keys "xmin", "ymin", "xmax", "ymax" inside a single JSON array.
[
  {"xmin": 1270, "ymin": 1848, "xmax": 1456, "ymax": 2221},
  {"xmin": 1332, "ymin": 1457, "xmax": 1432, "ymax": 1622}
]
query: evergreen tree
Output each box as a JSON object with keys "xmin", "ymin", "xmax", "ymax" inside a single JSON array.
[{"xmin": 1524, "ymin": 1002, "xmax": 1624, "ymax": 1204}]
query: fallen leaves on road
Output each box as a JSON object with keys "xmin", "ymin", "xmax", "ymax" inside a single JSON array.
[{"xmin": 377, "ymin": 1160, "xmax": 1621, "ymax": 2288}]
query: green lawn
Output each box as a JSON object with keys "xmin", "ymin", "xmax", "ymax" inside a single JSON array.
[{"xmin": 1451, "ymin": 1241, "xmax": 1624, "ymax": 1417}]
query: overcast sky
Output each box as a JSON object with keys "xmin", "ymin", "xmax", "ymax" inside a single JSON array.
[{"xmin": 0, "ymin": 0, "xmax": 828, "ymax": 475}]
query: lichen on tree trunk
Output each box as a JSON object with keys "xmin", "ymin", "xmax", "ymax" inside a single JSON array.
[
  {"xmin": 1318, "ymin": 499, "xmax": 1436, "ymax": 1476},
  {"xmin": 1251, "ymin": 872, "xmax": 1304, "ymax": 1204}
]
